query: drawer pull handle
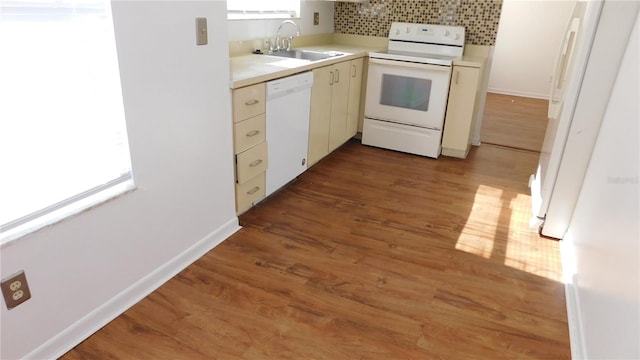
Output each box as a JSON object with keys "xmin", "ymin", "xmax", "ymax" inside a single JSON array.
[
  {"xmin": 247, "ymin": 186, "xmax": 260, "ymax": 195},
  {"xmin": 249, "ymin": 159, "xmax": 263, "ymax": 167},
  {"xmin": 334, "ymin": 69, "xmax": 340, "ymax": 83},
  {"xmin": 245, "ymin": 99, "xmax": 260, "ymax": 106},
  {"xmin": 246, "ymin": 130, "xmax": 260, "ymax": 137}
]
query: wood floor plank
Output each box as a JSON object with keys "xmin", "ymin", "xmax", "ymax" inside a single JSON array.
[
  {"xmin": 68, "ymin": 313, "xmax": 212, "ymax": 360},
  {"xmin": 62, "ymin": 96, "xmax": 569, "ymax": 359},
  {"xmin": 417, "ymin": 310, "xmax": 569, "ymax": 360},
  {"xmin": 481, "ymin": 92, "xmax": 549, "ymax": 152}
]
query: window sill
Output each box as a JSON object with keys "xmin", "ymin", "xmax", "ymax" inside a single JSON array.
[
  {"xmin": 228, "ymin": 14, "xmax": 299, "ymax": 20},
  {"xmin": 0, "ymin": 180, "xmax": 136, "ymax": 248}
]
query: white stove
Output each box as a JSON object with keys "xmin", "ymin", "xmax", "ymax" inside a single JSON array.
[
  {"xmin": 369, "ymin": 50, "xmax": 459, "ymax": 66},
  {"xmin": 370, "ymin": 22, "xmax": 465, "ymax": 65},
  {"xmin": 362, "ymin": 23, "xmax": 466, "ymax": 158}
]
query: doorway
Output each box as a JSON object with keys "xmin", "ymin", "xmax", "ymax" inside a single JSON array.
[{"xmin": 482, "ymin": 0, "xmax": 576, "ymax": 152}]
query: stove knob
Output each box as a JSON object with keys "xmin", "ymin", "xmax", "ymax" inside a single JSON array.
[
  {"xmin": 454, "ymin": 33, "xmax": 460, "ymax": 40},
  {"xmin": 405, "ymin": 27, "xmax": 411, "ymax": 33},
  {"xmin": 395, "ymin": 28, "xmax": 400, "ymax": 35},
  {"xmin": 444, "ymin": 30, "xmax": 450, "ymax": 36}
]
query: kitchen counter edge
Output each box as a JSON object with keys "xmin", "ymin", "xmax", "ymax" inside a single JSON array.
[
  {"xmin": 230, "ymin": 45, "xmax": 379, "ymax": 89},
  {"xmin": 230, "ymin": 44, "xmax": 487, "ymax": 89}
]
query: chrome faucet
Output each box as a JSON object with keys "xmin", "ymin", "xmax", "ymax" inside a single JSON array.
[{"xmin": 274, "ymin": 20, "xmax": 301, "ymax": 52}]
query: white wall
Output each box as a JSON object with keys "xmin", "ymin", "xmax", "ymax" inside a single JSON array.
[
  {"xmin": 562, "ymin": 10, "xmax": 639, "ymax": 359},
  {"xmin": 488, "ymin": 0, "xmax": 575, "ymax": 99},
  {"xmin": 227, "ymin": 0, "xmax": 334, "ymax": 42},
  {"xmin": 0, "ymin": 2, "xmax": 239, "ymax": 359}
]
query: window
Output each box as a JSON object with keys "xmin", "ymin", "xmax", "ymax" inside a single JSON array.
[
  {"xmin": 227, "ymin": 0, "xmax": 300, "ymax": 20},
  {"xmin": 0, "ymin": 0, "xmax": 133, "ymax": 243}
]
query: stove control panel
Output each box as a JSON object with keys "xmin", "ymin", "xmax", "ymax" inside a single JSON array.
[{"xmin": 389, "ymin": 22, "xmax": 465, "ymax": 47}]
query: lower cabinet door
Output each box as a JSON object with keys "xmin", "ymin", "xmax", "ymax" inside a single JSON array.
[
  {"xmin": 234, "ymin": 113, "xmax": 266, "ymax": 154},
  {"xmin": 235, "ymin": 172, "xmax": 265, "ymax": 215},
  {"xmin": 236, "ymin": 141, "xmax": 268, "ymax": 184}
]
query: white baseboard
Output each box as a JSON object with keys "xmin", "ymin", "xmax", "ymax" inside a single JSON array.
[
  {"xmin": 564, "ymin": 281, "xmax": 586, "ymax": 360},
  {"xmin": 24, "ymin": 217, "xmax": 241, "ymax": 360},
  {"xmin": 560, "ymin": 239, "xmax": 586, "ymax": 360},
  {"xmin": 487, "ymin": 88, "xmax": 549, "ymax": 100}
]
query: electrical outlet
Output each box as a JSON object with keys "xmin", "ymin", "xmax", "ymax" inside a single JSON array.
[
  {"xmin": 1, "ymin": 270, "xmax": 31, "ymax": 309},
  {"xmin": 314, "ymin": 12, "xmax": 320, "ymax": 26}
]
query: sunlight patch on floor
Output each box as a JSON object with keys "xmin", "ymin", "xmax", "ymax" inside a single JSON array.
[
  {"xmin": 456, "ymin": 186, "xmax": 564, "ymax": 282},
  {"xmin": 455, "ymin": 185, "xmax": 502, "ymax": 259},
  {"xmin": 504, "ymin": 193, "xmax": 563, "ymax": 282}
]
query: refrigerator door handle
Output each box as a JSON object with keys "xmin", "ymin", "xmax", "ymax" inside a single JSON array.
[{"xmin": 549, "ymin": 16, "xmax": 581, "ymax": 119}]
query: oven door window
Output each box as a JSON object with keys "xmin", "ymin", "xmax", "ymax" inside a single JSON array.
[
  {"xmin": 380, "ymin": 74, "xmax": 431, "ymax": 112},
  {"xmin": 365, "ymin": 59, "xmax": 451, "ymax": 129}
]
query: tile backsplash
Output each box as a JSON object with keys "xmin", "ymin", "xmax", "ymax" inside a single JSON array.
[{"xmin": 334, "ymin": 0, "xmax": 503, "ymax": 46}]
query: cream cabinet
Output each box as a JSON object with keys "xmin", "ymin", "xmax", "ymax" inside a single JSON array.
[
  {"xmin": 308, "ymin": 58, "xmax": 364, "ymax": 167},
  {"xmin": 442, "ymin": 65, "xmax": 481, "ymax": 159},
  {"xmin": 345, "ymin": 58, "xmax": 364, "ymax": 146},
  {"xmin": 232, "ymin": 82, "xmax": 267, "ymax": 214},
  {"xmin": 233, "ymin": 113, "xmax": 265, "ymax": 154}
]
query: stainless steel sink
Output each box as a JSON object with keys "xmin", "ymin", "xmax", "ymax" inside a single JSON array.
[{"xmin": 266, "ymin": 49, "xmax": 344, "ymax": 61}]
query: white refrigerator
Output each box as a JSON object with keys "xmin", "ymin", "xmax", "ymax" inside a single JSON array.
[{"xmin": 530, "ymin": 0, "xmax": 640, "ymax": 239}]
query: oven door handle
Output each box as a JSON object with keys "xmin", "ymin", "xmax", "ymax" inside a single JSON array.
[{"xmin": 368, "ymin": 58, "xmax": 451, "ymax": 72}]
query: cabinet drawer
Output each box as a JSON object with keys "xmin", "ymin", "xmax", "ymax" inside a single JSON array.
[
  {"xmin": 236, "ymin": 141, "xmax": 268, "ymax": 184},
  {"xmin": 233, "ymin": 83, "xmax": 265, "ymax": 122},
  {"xmin": 235, "ymin": 172, "xmax": 265, "ymax": 215},
  {"xmin": 234, "ymin": 113, "xmax": 266, "ymax": 154}
]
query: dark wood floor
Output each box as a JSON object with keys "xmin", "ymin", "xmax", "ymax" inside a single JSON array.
[
  {"xmin": 62, "ymin": 97, "xmax": 569, "ymax": 359},
  {"xmin": 481, "ymin": 92, "xmax": 549, "ymax": 152}
]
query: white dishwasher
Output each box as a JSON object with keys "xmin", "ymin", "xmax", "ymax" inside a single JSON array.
[{"xmin": 265, "ymin": 71, "xmax": 313, "ymax": 197}]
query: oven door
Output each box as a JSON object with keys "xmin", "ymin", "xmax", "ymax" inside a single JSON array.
[{"xmin": 365, "ymin": 58, "xmax": 452, "ymax": 129}]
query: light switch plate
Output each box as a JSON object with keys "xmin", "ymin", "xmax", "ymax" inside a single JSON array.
[{"xmin": 196, "ymin": 17, "xmax": 207, "ymax": 45}]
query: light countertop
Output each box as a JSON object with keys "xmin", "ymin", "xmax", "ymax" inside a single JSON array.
[
  {"xmin": 453, "ymin": 56, "xmax": 486, "ymax": 68},
  {"xmin": 230, "ymin": 43, "xmax": 487, "ymax": 89},
  {"xmin": 230, "ymin": 44, "xmax": 381, "ymax": 89}
]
